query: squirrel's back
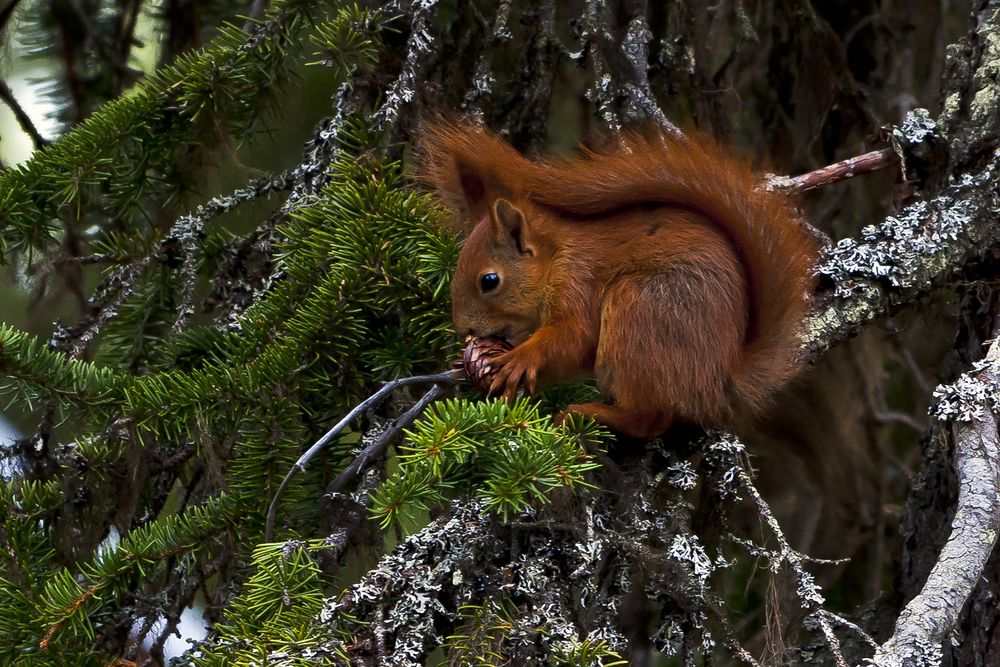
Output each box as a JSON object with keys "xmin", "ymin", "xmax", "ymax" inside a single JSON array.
[{"xmin": 523, "ymin": 130, "xmax": 816, "ymax": 416}]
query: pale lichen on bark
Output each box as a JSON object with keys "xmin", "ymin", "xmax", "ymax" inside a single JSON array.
[
  {"xmin": 805, "ymin": 144, "xmax": 998, "ymax": 355},
  {"xmin": 870, "ymin": 337, "xmax": 1000, "ymax": 666}
]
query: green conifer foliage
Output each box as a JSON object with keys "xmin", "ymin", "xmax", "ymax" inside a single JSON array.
[
  {"xmin": 372, "ymin": 400, "xmax": 606, "ymax": 528},
  {"xmin": 0, "ymin": 3, "xmax": 605, "ymax": 662}
]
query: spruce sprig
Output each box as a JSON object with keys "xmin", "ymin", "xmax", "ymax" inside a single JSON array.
[
  {"xmin": 190, "ymin": 539, "xmax": 349, "ymax": 666},
  {"xmin": 372, "ymin": 399, "xmax": 608, "ymax": 528}
]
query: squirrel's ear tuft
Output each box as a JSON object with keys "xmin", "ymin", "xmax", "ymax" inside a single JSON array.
[
  {"xmin": 415, "ymin": 119, "xmax": 530, "ymax": 228},
  {"xmin": 491, "ymin": 199, "xmax": 533, "ymax": 256},
  {"xmin": 455, "ymin": 160, "xmax": 486, "ymax": 212}
]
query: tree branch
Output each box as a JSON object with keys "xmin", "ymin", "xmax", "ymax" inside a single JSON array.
[
  {"xmin": 767, "ymin": 147, "xmax": 899, "ymax": 195},
  {"xmin": 620, "ymin": 7, "xmax": 683, "ymax": 137},
  {"xmin": 0, "ymin": 78, "xmax": 47, "ymax": 150},
  {"xmin": 264, "ymin": 369, "xmax": 464, "ymax": 541},
  {"xmin": 371, "ymin": 0, "xmax": 439, "ymax": 131},
  {"xmin": 297, "ymin": 103, "xmax": 1000, "ymax": 660},
  {"xmin": 579, "ymin": 0, "xmax": 619, "ymax": 131},
  {"xmin": 806, "ymin": 134, "xmax": 1000, "ymax": 355},
  {"xmin": 870, "ymin": 335, "xmax": 1000, "ymax": 665}
]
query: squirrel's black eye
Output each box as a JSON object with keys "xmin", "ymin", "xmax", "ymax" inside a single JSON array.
[{"xmin": 480, "ymin": 272, "xmax": 500, "ymax": 292}]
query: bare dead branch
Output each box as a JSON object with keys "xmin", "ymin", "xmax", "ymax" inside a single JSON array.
[
  {"xmin": 579, "ymin": 0, "xmax": 619, "ymax": 131},
  {"xmin": 733, "ymin": 463, "xmax": 853, "ymax": 664},
  {"xmin": 264, "ymin": 369, "xmax": 464, "ymax": 541},
  {"xmin": 767, "ymin": 148, "xmax": 899, "ymax": 195},
  {"xmin": 371, "ymin": 0, "xmax": 439, "ymax": 131},
  {"xmin": 462, "ymin": 0, "xmax": 512, "ymax": 116},
  {"xmin": 0, "ymin": 78, "xmax": 47, "ymax": 150},
  {"xmin": 870, "ymin": 336, "xmax": 1000, "ymax": 665},
  {"xmin": 324, "ymin": 381, "xmax": 451, "ymax": 495}
]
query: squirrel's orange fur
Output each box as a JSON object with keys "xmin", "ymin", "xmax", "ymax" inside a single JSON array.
[{"xmin": 419, "ymin": 122, "xmax": 817, "ymax": 438}]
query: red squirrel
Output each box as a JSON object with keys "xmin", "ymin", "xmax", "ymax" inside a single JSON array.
[{"xmin": 419, "ymin": 122, "xmax": 817, "ymax": 438}]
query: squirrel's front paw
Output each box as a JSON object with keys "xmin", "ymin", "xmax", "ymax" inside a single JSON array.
[{"xmin": 489, "ymin": 346, "xmax": 540, "ymax": 399}]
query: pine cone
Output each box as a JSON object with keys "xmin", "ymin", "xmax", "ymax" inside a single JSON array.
[{"xmin": 461, "ymin": 336, "xmax": 513, "ymax": 394}]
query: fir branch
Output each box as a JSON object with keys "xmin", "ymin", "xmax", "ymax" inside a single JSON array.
[
  {"xmin": 0, "ymin": 0, "xmax": 327, "ymax": 262},
  {"xmin": 0, "ymin": 480, "xmax": 63, "ymax": 660},
  {"xmin": 49, "ymin": 169, "xmax": 296, "ymax": 356},
  {"xmin": 0, "ymin": 324, "xmax": 123, "ymax": 413},
  {"xmin": 444, "ymin": 600, "xmax": 516, "ymax": 665},
  {"xmin": 370, "ymin": 399, "xmax": 607, "ymax": 529},
  {"xmin": 320, "ymin": 500, "xmax": 497, "ymax": 660},
  {"xmin": 35, "ymin": 493, "xmax": 240, "ymax": 655},
  {"xmin": 188, "ymin": 539, "xmax": 350, "ymax": 665}
]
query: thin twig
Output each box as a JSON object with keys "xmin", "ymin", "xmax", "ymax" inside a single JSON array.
[
  {"xmin": 326, "ymin": 382, "xmax": 450, "ymax": 495},
  {"xmin": 870, "ymin": 408, "xmax": 927, "ymax": 433},
  {"xmin": 51, "ymin": 253, "xmax": 131, "ymax": 267},
  {"xmin": 245, "ymin": 0, "xmax": 270, "ymax": 26},
  {"xmin": 0, "ymin": 78, "xmax": 47, "ymax": 150},
  {"xmin": 264, "ymin": 369, "xmax": 464, "ymax": 541},
  {"xmin": 734, "ymin": 465, "xmax": 852, "ymax": 665},
  {"xmin": 815, "ymin": 609, "xmax": 878, "ymax": 649},
  {"xmin": 767, "ymin": 147, "xmax": 899, "ymax": 194}
]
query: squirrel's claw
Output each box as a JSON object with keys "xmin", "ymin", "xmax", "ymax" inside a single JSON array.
[{"xmin": 488, "ymin": 347, "xmax": 539, "ymax": 399}]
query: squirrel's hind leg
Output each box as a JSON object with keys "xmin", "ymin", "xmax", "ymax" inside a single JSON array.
[
  {"xmin": 560, "ymin": 402, "xmax": 672, "ymax": 439},
  {"xmin": 591, "ymin": 268, "xmax": 744, "ymax": 431}
]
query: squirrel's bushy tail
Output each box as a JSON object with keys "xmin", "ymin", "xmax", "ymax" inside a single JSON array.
[{"xmin": 524, "ymin": 129, "xmax": 817, "ymax": 416}]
